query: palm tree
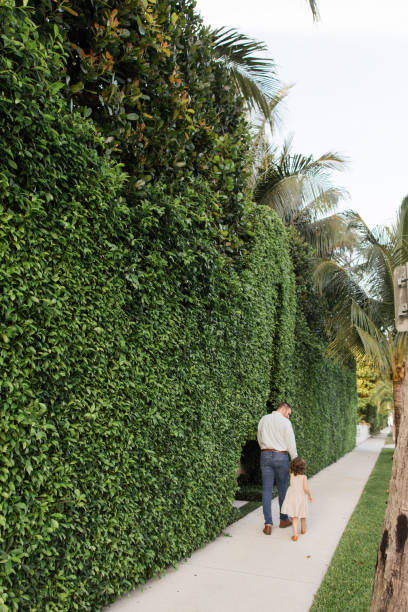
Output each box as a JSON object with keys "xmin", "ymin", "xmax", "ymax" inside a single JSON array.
[
  {"xmin": 314, "ymin": 197, "xmax": 408, "ymax": 442},
  {"xmin": 251, "ymin": 139, "xmax": 353, "ymax": 257},
  {"xmin": 312, "ymin": 197, "xmax": 408, "ymax": 608}
]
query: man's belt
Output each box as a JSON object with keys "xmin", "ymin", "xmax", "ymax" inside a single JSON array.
[{"xmin": 261, "ymin": 449, "xmax": 288, "ymax": 453}]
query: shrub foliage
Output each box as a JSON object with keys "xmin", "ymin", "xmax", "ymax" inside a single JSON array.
[{"xmin": 32, "ymin": 0, "xmax": 251, "ymax": 249}]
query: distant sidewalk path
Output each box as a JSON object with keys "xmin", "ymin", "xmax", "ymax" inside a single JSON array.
[{"xmin": 106, "ymin": 432, "xmax": 387, "ymax": 612}]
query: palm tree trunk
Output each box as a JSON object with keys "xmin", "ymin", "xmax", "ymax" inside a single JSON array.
[
  {"xmin": 370, "ymin": 371, "xmax": 408, "ymax": 610},
  {"xmin": 392, "ymin": 380, "xmax": 402, "ymax": 444}
]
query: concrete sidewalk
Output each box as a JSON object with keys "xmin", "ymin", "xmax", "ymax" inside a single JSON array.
[{"xmin": 106, "ymin": 433, "xmax": 387, "ymax": 612}]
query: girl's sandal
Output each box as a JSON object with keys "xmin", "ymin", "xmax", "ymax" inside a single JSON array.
[
  {"xmin": 301, "ymin": 529, "xmax": 306, "ymax": 534},
  {"xmin": 291, "ymin": 535, "xmax": 298, "ymax": 541}
]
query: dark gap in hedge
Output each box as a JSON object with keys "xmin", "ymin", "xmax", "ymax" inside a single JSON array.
[{"xmin": 236, "ymin": 440, "xmax": 262, "ymax": 501}]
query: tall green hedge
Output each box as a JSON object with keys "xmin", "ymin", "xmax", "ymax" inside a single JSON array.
[
  {"xmin": 0, "ymin": 7, "xmax": 296, "ymax": 609},
  {"xmin": 290, "ymin": 327, "xmax": 357, "ymax": 476},
  {"xmin": 0, "ymin": 4, "xmax": 126, "ymax": 608}
]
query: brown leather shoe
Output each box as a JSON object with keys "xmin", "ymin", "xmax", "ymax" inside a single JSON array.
[
  {"xmin": 263, "ymin": 524, "xmax": 272, "ymax": 535},
  {"xmin": 279, "ymin": 519, "xmax": 292, "ymax": 528}
]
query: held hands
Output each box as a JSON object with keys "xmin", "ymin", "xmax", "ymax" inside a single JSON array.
[{"xmin": 308, "ymin": 495, "xmax": 313, "ymax": 502}]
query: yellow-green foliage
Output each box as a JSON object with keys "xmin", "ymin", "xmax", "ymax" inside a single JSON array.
[
  {"xmin": 356, "ymin": 357, "xmax": 386, "ymax": 432},
  {"xmin": 357, "ymin": 357, "xmax": 380, "ymax": 412}
]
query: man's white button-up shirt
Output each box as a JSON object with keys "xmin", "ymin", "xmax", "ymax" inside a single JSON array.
[{"xmin": 257, "ymin": 411, "xmax": 298, "ymax": 460}]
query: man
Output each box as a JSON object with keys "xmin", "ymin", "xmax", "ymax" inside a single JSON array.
[{"xmin": 257, "ymin": 401, "xmax": 298, "ymax": 535}]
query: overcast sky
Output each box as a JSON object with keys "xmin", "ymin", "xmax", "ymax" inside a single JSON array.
[{"xmin": 195, "ymin": 0, "xmax": 408, "ymax": 229}]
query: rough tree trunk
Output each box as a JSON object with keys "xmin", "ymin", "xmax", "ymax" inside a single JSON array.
[
  {"xmin": 392, "ymin": 380, "xmax": 402, "ymax": 445},
  {"xmin": 370, "ymin": 372, "xmax": 408, "ymax": 611}
]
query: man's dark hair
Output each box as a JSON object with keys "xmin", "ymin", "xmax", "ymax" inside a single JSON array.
[{"xmin": 277, "ymin": 401, "xmax": 291, "ymax": 411}]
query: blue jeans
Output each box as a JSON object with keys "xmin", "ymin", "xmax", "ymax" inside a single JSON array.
[{"xmin": 261, "ymin": 451, "xmax": 289, "ymax": 525}]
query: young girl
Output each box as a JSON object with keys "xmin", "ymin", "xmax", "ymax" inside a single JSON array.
[{"xmin": 281, "ymin": 457, "xmax": 312, "ymax": 541}]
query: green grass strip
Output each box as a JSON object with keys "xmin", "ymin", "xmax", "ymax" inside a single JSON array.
[{"xmin": 311, "ymin": 447, "xmax": 394, "ymax": 612}]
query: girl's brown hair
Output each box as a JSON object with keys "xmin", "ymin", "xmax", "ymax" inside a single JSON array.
[{"xmin": 290, "ymin": 457, "xmax": 306, "ymax": 476}]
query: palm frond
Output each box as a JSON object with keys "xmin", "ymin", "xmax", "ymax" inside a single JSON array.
[
  {"xmin": 393, "ymin": 195, "xmax": 408, "ymax": 263},
  {"xmin": 312, "ymin": 258, "xmax": 387, "ymax": 367},
  {"xmin": 343, "ymin": 210, "xmax": 374, "ymax": 237},
  {"xmin": 369, "ymin": 379, "xmax": 393, "ymax": 411},
  {"xmin": 248, "ymin": 88, "xmax": 291, "ymax": 188},
  {"xmin": 300, "ymin": 214, "xmax": 356, "ymax": 258},
  {"xmin": 313, "ymin": 259, "xmax": 368, "ymax": 303},
  {"xmin": 255, "ymin": 173, "xmax": 303, "ymax": 217},
  {"xmin": 353, "ymin": 326, "xmax": 391, "ymax": 375},
  {"xmin": 250, "ymin": 86, "xmax": 292, "ymax": 144},
  {"xmin": 350, "ymin": 301, "xmax": 385, "ymax": 344},
  {"xmin": 211, "ymin": 27, "xmax": 280, "ymax": 116},
  {"xmin": 326, "ymin": 316, "xmax": 365, "ymax": 364},
  {"xmin": 253, "ymin": 148, "xmax": 347, "ymax": 225},
  {"xmin": 294, "ymin": 151, "xmax": 347, "ymax": 176},
  {"xmin": 307, "ymin": 0, "xmax": 320, "ymax": 21},
  {"xmin": 230, "ymin": 70, "xmax": 275, "ymax": 116},
  {"xmin": 299, "ymin": 185, "xmax": 347, "ymax": 218},
  {"xmin": 344, "ymin": 209, "xmax": 395, "ymax": 312}
]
